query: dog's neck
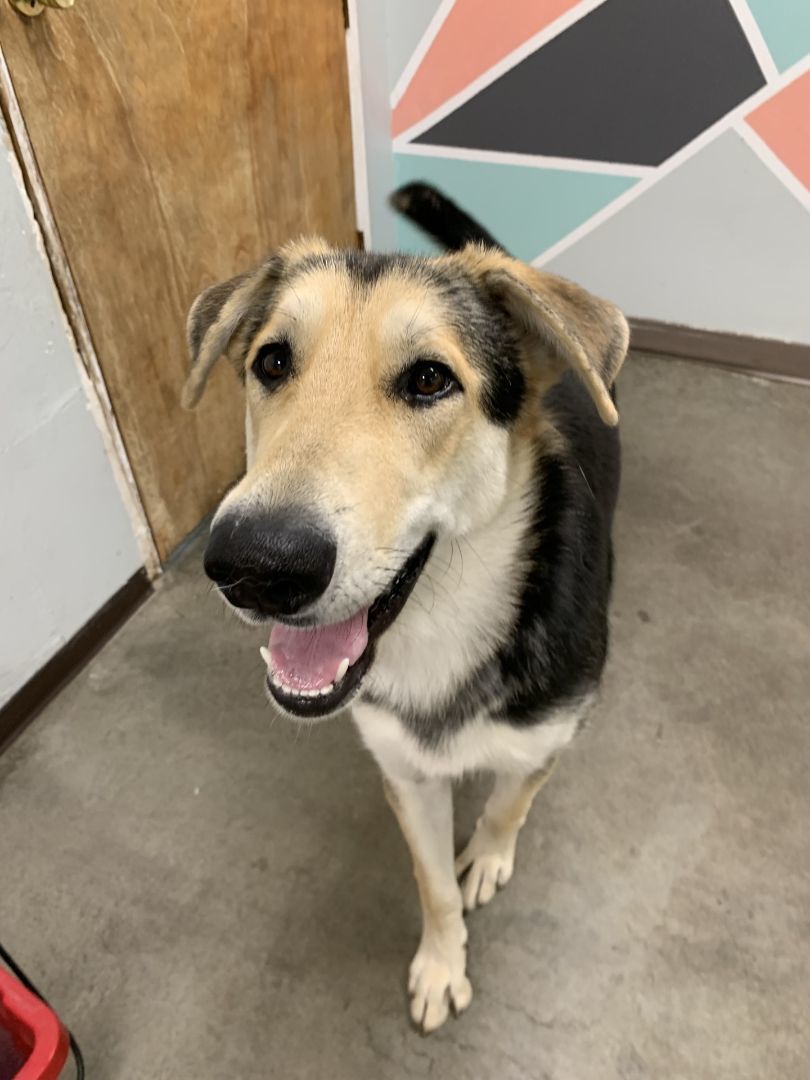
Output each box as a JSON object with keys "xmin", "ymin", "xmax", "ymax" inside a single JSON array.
[{"xmin": 367, "ymin": 439, "xmax": 539, "ymax": 717}]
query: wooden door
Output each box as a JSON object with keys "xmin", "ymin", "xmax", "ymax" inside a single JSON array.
[{"xmin": 0, "ymin": 0, "xmax": 356, "ymax": 559}]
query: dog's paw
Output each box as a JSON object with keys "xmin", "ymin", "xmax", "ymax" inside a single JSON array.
[
  {"xmin": 408, "ymin": 923, "xmax": 472, "ymax": 1033},
  {"xmin": 455, "ymin": 820, "xmax": 518, "ymax": 911}
]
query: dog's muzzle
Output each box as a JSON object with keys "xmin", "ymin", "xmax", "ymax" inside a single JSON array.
[{"xmin": 204, "ymin": 512, "xmax": 434, "ymax": 721}]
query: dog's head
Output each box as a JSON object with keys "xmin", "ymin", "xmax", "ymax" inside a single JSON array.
[{"xmin": 184, "ymin": 240, "xmax": 627, "ymax": 720}]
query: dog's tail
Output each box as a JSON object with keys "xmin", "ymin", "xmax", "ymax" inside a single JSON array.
[{"xmin": 390, "ymin": 182, "xmax": 505, "ymax": 252}]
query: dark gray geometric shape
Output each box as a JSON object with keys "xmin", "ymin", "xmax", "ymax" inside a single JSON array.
[{"xmin": 415, "ymin": 0, "xmax": 765, "ymax": 166}]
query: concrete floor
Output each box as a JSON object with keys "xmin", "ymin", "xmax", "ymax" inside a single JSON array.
[{"xmin": 1, "ymin": 354, "xmax": 809, "ymax": 1079}]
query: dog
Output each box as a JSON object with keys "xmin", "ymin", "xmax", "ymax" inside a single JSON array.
[{"xmin": 183, "ymin": 184, "xmax": 627, "ymax": 1033}]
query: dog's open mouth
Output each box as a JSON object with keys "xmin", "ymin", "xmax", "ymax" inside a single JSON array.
[{"xmin": 260, "ymin": 534, "xmax": 435, "ymax": 719}]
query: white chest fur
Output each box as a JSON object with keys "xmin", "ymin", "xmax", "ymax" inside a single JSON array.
[
  {"xmin": 365, "ymin": 458, "xmax": 533, "ymax": 721},
  {"xmin": 354, "ymin": 458, "xmax": 588, "ymax": 780},
  {"xmin": 352, "ymin": 697, "xmax": 587, "ymax": 781}
]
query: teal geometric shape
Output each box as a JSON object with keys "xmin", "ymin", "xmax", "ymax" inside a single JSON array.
[
  {"xmin": 393, "ymin": 152, "xmax": 638, "ymax": 260},
  {"xmin": 746, "ymin": 0, "xmax": 810, "ymax": 72}
]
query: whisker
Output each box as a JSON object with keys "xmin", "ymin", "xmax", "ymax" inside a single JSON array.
[{"xmin": 458, "ymin": 535, "xmax": 495, "ymax": 584}]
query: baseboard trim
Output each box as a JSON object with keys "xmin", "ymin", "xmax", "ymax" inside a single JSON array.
[
  {"xmin": 629, "ymin": 319, "xmax": 810, "ymax": 384},
  {"xmin": 0, "ymin": 569, "xmax": 151, "ymax": 755}
]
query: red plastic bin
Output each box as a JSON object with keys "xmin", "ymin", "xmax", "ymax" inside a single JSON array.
[{"xmin": 0, "ymin": 969, "xmax": 68, "ymax": 1080}]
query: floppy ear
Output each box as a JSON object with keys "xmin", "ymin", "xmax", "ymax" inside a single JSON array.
[
  {"xmin": 181, "ymin": 256, "xmax": 285, "ymax": 409},
  {"xmin": 181, "ymin": 238, "xmax": 333, "ymax": 409},
  {"xmin": 456, "ymin": 248, "xmax": 629, "ymax": 426}
]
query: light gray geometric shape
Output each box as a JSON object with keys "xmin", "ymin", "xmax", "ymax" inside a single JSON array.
[
  {"xmin": 386, "ymin": 0, "xmax": 444, "ymax": 93},
  {"xmin": 547, "ymin": 131, "xmax": 810, "ymax": 345}
]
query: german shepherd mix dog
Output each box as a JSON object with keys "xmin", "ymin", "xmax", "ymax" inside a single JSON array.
[{"xmin": 183, "ymin": 185, "xmax": 626, "ymax": 1033}]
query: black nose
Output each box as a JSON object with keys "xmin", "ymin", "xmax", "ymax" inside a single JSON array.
[{"xmin": 204, "ymin": 509, "xmax": 337, "ymax": 617}]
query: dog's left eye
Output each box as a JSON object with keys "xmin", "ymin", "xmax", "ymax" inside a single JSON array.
[
  {"xmin": 401, "ymin": 361, "xmax": 459, "ymax": 404},
  {"xmin": 253, "ymin": 341, "xmax": 292, "ymax": 387}
]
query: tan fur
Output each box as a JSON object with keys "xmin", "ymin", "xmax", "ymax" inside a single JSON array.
[
  {"xmin": 449, "ymin": 246, "xmax": 628, "ymax": 425},
  {"xmin": 227, "ymin": 263, "xmax": 494, "ymax": 553},
  {"xmin": 278, "ymin": 235, "xmax": 331, "ymax": 262},
  {"xmin": 453, "ymin": 758, "xmax": 559, "ymax": 912},
  {"xmin": 383, "ymin": 779, "xmax": 459, "ymax": 923},
  {"xmin": 182, "ymin": 272, "xmax": 265, "ymax": 408},
  {"xmin": 479, "ymin": 758, "xmax": 557, "ymax": 837}
]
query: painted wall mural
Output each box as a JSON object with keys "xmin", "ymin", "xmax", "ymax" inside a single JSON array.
[{"xmin": 387, "ymin": 0, "xmax": 810, "ymax": 341}]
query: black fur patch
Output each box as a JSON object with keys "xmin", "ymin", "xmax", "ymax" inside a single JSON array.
[{"xmin": 441, "ymin": 274, "xmax": 525, "ymax": 425}]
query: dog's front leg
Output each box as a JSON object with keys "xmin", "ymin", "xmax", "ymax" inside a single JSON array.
[
  {"xmin": 455, "ymin": 758, "xmax": 557, "ymax": 911},
  {"xmin": 382, "ymin": 773, "xmax": 472, "ymax": 1033}
]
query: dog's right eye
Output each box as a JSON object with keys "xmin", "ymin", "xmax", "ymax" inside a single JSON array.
[
  {"xmin": 253, "ymin": 341, "xmax": 293, "ymax": 387},
  {"xmin": 398, "ymin": 360, "xmax": 460, "ymax": 406}
]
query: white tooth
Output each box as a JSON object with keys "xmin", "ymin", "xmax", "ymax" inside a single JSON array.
[
  {"xmin": 320, "ymin": 684, "xmax": 333, "ymax": 696},
  {"xmin": 302, "ymin": 689, "xmax": 317, "ymax": 698},
  {"xmin": 272, "ymin": 674, "xmax": 284, "ymax": 690},
  {"xmin": 259, "ymin": 646, "xmax": 271, "ymax": 667},
  {"xmin": 336, "ymin": 657, "xmax": 350, "ymax": 682}
]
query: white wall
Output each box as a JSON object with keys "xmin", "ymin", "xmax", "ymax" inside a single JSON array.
[
  {"xmin": 1, "ymin": 123, "xmax": 142, "ymax": 707},
  {"xmin": 347, "ymin": 0, "xmax": 398, "ymax": 250}
]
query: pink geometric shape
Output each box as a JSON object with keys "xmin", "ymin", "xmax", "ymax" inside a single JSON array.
[
  {"xmin": 392, "ymin": 0, "xmax": 584, "ymax": 138},
  {"xmin": 747, "ymin": 69, "xmax": 810, "ymax": 192}
]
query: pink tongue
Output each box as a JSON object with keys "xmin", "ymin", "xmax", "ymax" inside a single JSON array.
[{"xmin": 268, "ymin": 610, "xmax": 369, "ymax": 691}]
